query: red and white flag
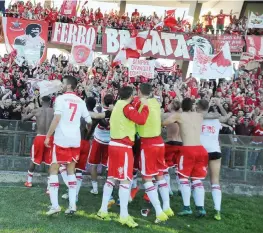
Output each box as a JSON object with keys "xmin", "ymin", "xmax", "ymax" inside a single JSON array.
[
  {"xmin": 246, "ymin": 36, "xmax": 263, "ymax": 57},
  {"xmin": 192, "ymin": 43, "xmax": 233, "ymax": 79},
  {"xmin": 70, "ymin": 43, "xmax": 93, "ymax": 66},
  {"xmin": 239, "ymin": 52, "xmax": 263, "ymax": 70},
  {"xmin": 60, "ymin": 0, "xmax": 77, "ymax": 18},
  {"xmin": 112, "ymin": 30, "xmax": 149, "ymax": 67}
]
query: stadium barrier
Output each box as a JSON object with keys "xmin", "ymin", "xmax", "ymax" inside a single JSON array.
[{"xmin": 0, "ymin": 119, "xmax": 263, "ymax": 185}]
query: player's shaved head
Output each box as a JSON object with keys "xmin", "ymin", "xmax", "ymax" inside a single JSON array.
[
  {"xmin": 86, "ymin": 97, "xmax": 96, "ymax": 111},
  {"xmin": 104, "ymin": 94, "xmax": 114, "ymax": 107},
  {"xmin": 63, "ymin": 75, "xmax": 78, "ymax": 91},
  {"xmin": 41, "ymin": 96, "xmax": 51, "ymax": 106},
  {"xmin": 182, "ymin": 98, "xmax": 193, "ymax": 112},
  {"xmin": 197, "ymin": 99, "xmax": 209, "ymax": 111},
  {"xmin": 119, "ymin": 86, "xmax": 133, "ymax": 100},
  {"xmin": 139, "ymin": 83, "xmax": 152, "ymax": 96},
  {"xmin": 42, "ymin": 96, "xmax": 51, "ymax": 103}
]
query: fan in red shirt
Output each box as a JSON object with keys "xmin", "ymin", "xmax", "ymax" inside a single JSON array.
[
  {"xmin": 216, "ymin": 9, "xmax": 230, "ymax": 33},
  {"xmin": 95, "ymin": 8, "xmax": 103, "ymax": 21},
  {"xmin": 47, "ymin": 9, "xmax": 58, "ymax": 23},
  {"xmin": 89, "ymin": 8, "xmax": 94, "ymax": 22},
  {"xmin": 185, "ymin": 73, "xmax": 197, "ymax": 88},
  {"xmin": 246, "ymin": 94, "xmax": 259, "ymax": 108},
  {"xmin": 202, "ymin": 11, "xmax": 215, "ymax": 33},
  {"xmin": 132, "ymin": 9, "xmax": 140, "ymax": 18},
  {"xmin": 34, "ymin": 3, "xmax": 43, "ymax": 15}
]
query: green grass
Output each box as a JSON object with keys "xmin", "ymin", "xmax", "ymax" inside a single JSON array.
[{"xmin": 0, "ymin": 183, "xmax": 262, "ymax": 233}]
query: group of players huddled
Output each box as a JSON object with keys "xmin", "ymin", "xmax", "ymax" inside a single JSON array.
[{"xmin": 23, "ymin": 75, "xmax": 223, "ymax": 228}]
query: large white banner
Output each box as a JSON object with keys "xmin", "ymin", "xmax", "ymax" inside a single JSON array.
[
  {"xmin": 128, "ymin": 58, "xmax": 155, "ymax": 79},
  {"xmin": 192, "ymin": 43, "xmax": 234, "ymax": 79},
  {"xmin": 248, "ymin": 12, "xmax": 263, "ymax": 29}
]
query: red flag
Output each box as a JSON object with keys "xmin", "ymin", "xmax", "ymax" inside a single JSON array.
[
  {"xmin": 166, "ymin": 9, "xmax": 176, "ymax": 17},
  {"xmin": 60, "ymin": 0, "xmax": 77, "ymax": 18}
]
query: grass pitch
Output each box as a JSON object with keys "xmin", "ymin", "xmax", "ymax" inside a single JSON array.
[{"xmin": 0, "ymin": 183, "xmax": 262, "ymax": 233}]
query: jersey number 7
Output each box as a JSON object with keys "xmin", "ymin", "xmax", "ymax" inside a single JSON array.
[{"xmin": 69, "ymin": 103, "xmax": 78, "ymax": 121}]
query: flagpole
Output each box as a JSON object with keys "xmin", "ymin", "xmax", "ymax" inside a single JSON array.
[{"xmin": 244, "ymin": 10, "xmax": 250, "ymax": 39}]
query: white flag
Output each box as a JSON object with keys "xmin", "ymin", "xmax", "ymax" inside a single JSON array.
[{"xmin": 192, "ymin": 43, "xmax": 234, "ymax": 79}]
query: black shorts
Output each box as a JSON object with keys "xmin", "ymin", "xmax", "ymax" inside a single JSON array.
[
  {"xmin": 208, "ymin": 152, "xmax": 222, "ymax": 160},
  {"xmin": 166, "ymin": 141, "xmax": 183, "ymax": 146}
]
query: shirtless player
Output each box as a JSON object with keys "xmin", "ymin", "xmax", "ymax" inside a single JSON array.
[
  {"xmin": 23, "ymin": 96, "xmax": 54, "ymax": 189},
  {"xmin": 162, "ymin": 99, "xmax": 182, "ymax": 196},
  {"xmin": 162, "ymin": 98, "xmax": 210, "ymax": 217}
]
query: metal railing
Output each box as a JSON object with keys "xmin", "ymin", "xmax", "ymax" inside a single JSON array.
[{"xmin": 1, "ymin": 120, "xmax": 263, "ymax": 184}]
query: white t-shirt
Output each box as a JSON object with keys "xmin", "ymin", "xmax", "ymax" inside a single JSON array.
[
  {"xmin": 54, "ymin": 92, "xmax": 92, "ymax": 147},
  {"xmin": 93, "ymin": 107, "xmax": 110, "ymax": 144},
  {"xmin": 200, "ymin": 119, "xmax": 221, "ymax": 153}
]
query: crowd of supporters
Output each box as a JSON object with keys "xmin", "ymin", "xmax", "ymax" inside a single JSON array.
[
  {"xmin": 0, "ymin": 49, "xmax": 263, "ymax": 139},
  {"xmin": 2, "ymin": 1, "xmax": 261, "ymax": 35}
]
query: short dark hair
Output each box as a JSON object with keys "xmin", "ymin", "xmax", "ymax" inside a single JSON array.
[
  {"xmin": 119, "ymin": 86, "xmax": 133, "ymax": 100},
  {"xmin": 182, "ymin": 98, "xmax": 193, "ymax": 112},
  {"xmin": 197, "ymin": 99, "xmax": 209, "ymax": 111},
  {"xmin": 104, "ymin": 94, "xmax": 114, "ymax": 107},
  {"xmin": 26, "ymin": 24, "xmax": 41, "ymax": 35},
  {"xmin": 86, "ymin": 97, "xmax": 96, "ymax": 111},
  {"xmin": 139, "ymin": 83, "xmax": 152, "ymax": 96},
  {"xmin": 63, "ymin": 75, "xmax": 78, "ymax": 90},
  {"xmin": 42, "ymin": 96, "xmax": 51, "ymax": 103}
]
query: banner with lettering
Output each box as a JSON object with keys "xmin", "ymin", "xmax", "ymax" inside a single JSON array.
[
  {"xmin": 128, "ymin": 58, "xmax": 155, "ymax": 79},
  {"xmin": 102, "ymin": 28, "xmax": 244, "ymax": 60},
  {"xmin": 2, "ymin": 17, "xmax": 48, "ymax": 66},
  {"xmin": 51, "ymin": 22, "xmax": 97, "ymax": 49},
  {"xmin": 246, "ymin": 36, "xmax": 263, "ymax": 57},
  {"xmin": 214, "ymin": 35, "xmax": 244, "ymax": 53},
  {"xmin": 248, "ymin": 12, "xmax": 263, "ymax": 29}
]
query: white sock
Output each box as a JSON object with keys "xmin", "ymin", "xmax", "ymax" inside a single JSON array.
[
  {"xmin": 152, "ymin": 179, "xmax": 158, "ymax": 190},
  {"xmin": 192, "ymin": 180, "xmax": 205, "ymax": 207},
  {"xmin": 59, "ymin": 165, "xmax": 68, "ymax": 187},
  {"xmin": 68, "ymin": 175, "xmax": 77, "ymax": 207},
  {"xmin": 163, "ymin": 170, "xmax": 171, "ymax": 193},
  {"xmin": 180, "ymin": 179, "xmax": 191, "ymax": 206},
  {"xmin": 119, "ymin": 183, "xmax": 130, "ymax": 218},
  {"xmin": 76, "ymin": 173, "xmax": 83, "ymax": 197},
  {"xmin": 144, "ymin": 181, "xmax": 163, "ymax": 216},
  {"xmin": 47, "ymin": 176, "xmax": 50, "ymax": 191},
  {"xmin": 158, "ymin": 179, "xmax": 170, "ymax": 211},
  {"xmin": 212, "ymin": 184, "xmax": 222, "ymax": 211},
  {"xmin": 27, "ymin": 171, "xmax": 33, "ymax": 183},
  {"xmin": 100, "ymin": 180, "xmax": 115, "ymax": 212},
  {"xmin": 49, "ymin": 175, "xmax": 59, "ymax": 208},
  {"xmin": 92, "ymin": 181, "xmax": 98, "ymax": 192}
]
